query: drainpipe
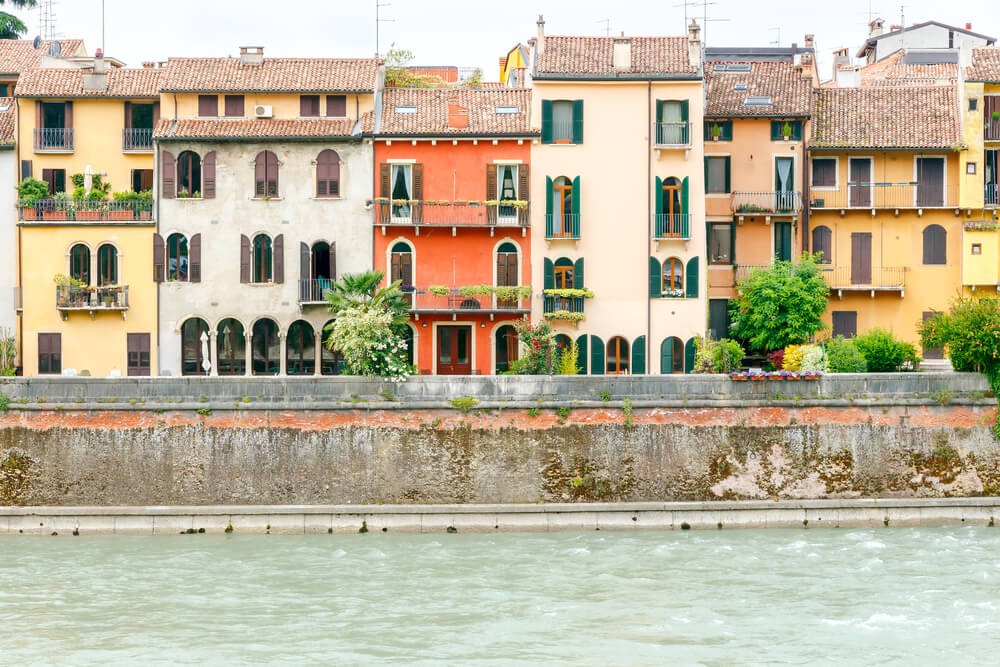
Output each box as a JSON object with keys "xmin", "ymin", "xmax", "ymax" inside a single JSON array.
[
  {"xmin": 802, "ymin": 128, "xmax": 809, "ymax": 254},
  {"xmin": 647, "ymin": 80, "xmax": 652, "ymax": 374},
  {"xmin": 14, "ymin": 97, "xmax": 22, "ymax": 371}
]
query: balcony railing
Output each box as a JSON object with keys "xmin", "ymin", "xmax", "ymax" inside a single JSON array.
[
  {"xmin": 406, "ymin": 287, "xmax": 530, "ymax": 313},
  {"xmin": 986, "ymin": 184, "xmax": 999, "ymax": 208},
  {"xmin": 34, "ymin": 127, "xmax": 73, "ymax": 151},
  {"xmin": 731, "ymin": 191, "xmax": 803, "ymax": 215},
  {"xmin": 735, "ymin": 264, "xmax": 905, "ymax": 291},
  {"xmin": 809, "ymin": 183, "xmax": 958, "ymax": 209},
  {"xmin": 123, "ymin": 127, "xmax": 154, "ymax": 151},
  {"xmin": 543, "ymin": 295, "xmax": 584, "ymax": 315},
  {"xmin": 654, "ymin": 121, "xmax": 690, "ymax": 147},
  {"xmin": 18, "ymin": 199, "xmax": 153, "ymax": 221},
  {"xmin": 56, "ymin": 285, "xmax": 129, "ymax": 312},
  {"xmin": 549, "ymin": 120, "xmax": 575, "ymax": 143},
  {"xmin": 373, "ymin": 201, "xmax": 528, "ymax": 227},
  {"xmin": 298, "ymin": 279, "xmax": 334, "ymax": 304},
  {"xmin": 654, "ymin": 213, "xmax": 690, "ymax": 239},
  {"xmin": 545, "ymin": 213, "xmax": 580, "ymax": 240}
]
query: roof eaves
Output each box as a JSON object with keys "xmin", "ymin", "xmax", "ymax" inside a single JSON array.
[
  {"xmin": 160, "ymin": 88, "xmax": 375, "ymax": 94},
  {"xmin": 533, "ymin": 72, "xmax": 701, "ymax": 81},
  {"xmin": 376, "ymin": 131, "xmax": 539, "ymax": 139},
  {"xmin": 157, "ymin": 135, "xmax": 364, "ymax": 143}
]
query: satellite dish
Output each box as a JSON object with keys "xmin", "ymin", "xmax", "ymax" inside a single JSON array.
[
  {"xmin": 48, "ymin": 41, "xmax": 61, "ymax": 57},
  {"xmin": 32, "ymin": 35, "xmax": 41, "ymax": 49}
]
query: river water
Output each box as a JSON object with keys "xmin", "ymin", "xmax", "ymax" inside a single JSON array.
[{"xmin": 2, "ymin": 527, "xmax": 999, "ymax": 665}]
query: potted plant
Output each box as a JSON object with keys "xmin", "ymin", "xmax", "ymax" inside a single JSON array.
[
  {"xmin": 17, "ymin": 177, "xmax": 49, "ymax": 219},
  {"xmin": 137, "ymin": 190, "xmax": 153, "ymax": 219},
  {"xmin": 711, "ymin": 123, "xmax": 721, "ymax": 141},
  {"xmin": 993, "ymin": 111, "xmax": 1000, "ymax": 122},
  {"xmin": 110, "ymin": 191, "xmax": 137, "ymax": 220},
  {"xmin": 75, "ymin": 189, "xmax": 106, "ymax": 220},
  {"xmin": 178, "ymin": 188, "xmax": 190, "ymax": 199},
  {"xmin": 43, "ymin": 191, "xmax": 71, "ymax": 220},
  {"xmin": 782, "ymin": 121, "xmax": 792, "ymax": 140},
  {"xmin": 730, "ymin": 372, "xmax": 748, "ymax": 381}
]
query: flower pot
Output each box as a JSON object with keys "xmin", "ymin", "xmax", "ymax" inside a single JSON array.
[
  {"xmin": 108, "ymin": 210, "xmax": 134, "ymax": 221},
  {"xmin": 138, "ymin": 210, "xmax": 152, "ymax": 220},
  {"xmin": 21, "ymin": 207, "xmax": 36, "ymax": 220},
  {"xmin": 731, "ymin": 375, "xmax": 748, "ymax": 381},
  {"xmin": 75, "ymin": 210, "xmax": 101, "ymax": 221},
  {"xmin": 42, "ymin": 211, "xmax": 68, "ymax": 221},
  {"xmin": 786, "ymin": 375, "xmax": 801, "ymax": 381}
]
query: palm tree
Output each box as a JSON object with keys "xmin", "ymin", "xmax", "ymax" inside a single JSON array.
[
  {"xmin": 324, "ymin": 270, "xmax": 409, "ymax": 322},
  {"xmin": 0, "ymin": 0, "xmax": 35, "ymax": 41}
]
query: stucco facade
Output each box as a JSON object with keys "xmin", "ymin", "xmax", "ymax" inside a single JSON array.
[{"xmin": 0, "ymin": 147, "xmax": 15, "ymax": 347}]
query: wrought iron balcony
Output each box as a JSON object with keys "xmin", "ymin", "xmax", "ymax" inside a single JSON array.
[
  {"xmin": 986, "ymin": 184, "xmax": 999, "ymax": 208},
  {"xmin": 544, "ymin": 213, "xmax": 580, "ymax": 240},
  {"xmin": 18, "ymin": 198, "xmax": 153, "ymax": 222},
  {"xmin": 543, "ymin": 295, "xmax": 585, "ymax": 315},
  {"xmin": 298, "ymin": 279, "xmax": 334, "ymax": 304},
  {"xmin": 34, "ymin": 127, "xmax": 73, "ymax": 151},
  {"xmin": 56, "ymin": 285, "xmax": 129, "ymax": 318},
  {"xmin": 654, "ymin": 214, "xmax": 690, "ymax": 240},
  {"xmin": 407, "ymin": 286, "xmax": 530, "ymax": 314},
  {"xmin": 735, "ymin": 264, "xmax": 905, "ymax": 293},
  {"xmin": 654, "ymin": 121, "xmax": 690, "ymax": 147},
  {"xmin": 123, "ymin": 127, "xmax": 154, "ymax": 151},
  {"xmin": 809, "ymin": 183, "xmax": 958, "ymax": 210},
  {"xmin": 373, "ymin": 200, "xmax": 528, "ymax": 227},
  {"xmin": 731, "ymin": 191, "xmax": 803, "ymax": 215}
]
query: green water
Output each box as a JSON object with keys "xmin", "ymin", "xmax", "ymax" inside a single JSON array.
[{"xmin": 2, "ymin": 527, "xmax": 999, "ymax": 665}]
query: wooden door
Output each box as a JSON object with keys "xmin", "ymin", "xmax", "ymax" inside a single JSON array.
[
  {"xmin": 774, "ymin": 222, "xmax": 792, "ymax": 262},
  {"xmin": 849, "ymin": 158, "xmax": 871, "ymax": 207},
  {"xmin": 437, "ymin": 326, "xmax": 472, "ymax": 375},
  {"xmin": 851, "ymin": 233, "xmax": 872, "ymax": 285},
  {"xmin": 916, "ymin": 157, "xmax": 944, "ymax": 207},
  {"xmin": 127, "ymin": 333, "xmax": 151, "ymax": 376}
]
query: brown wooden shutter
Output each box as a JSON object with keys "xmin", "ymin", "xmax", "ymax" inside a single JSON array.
[
  {"xmin": 390, "ymin": 253, "xmax": 401, "ymax": 282},
  {"xmin": 273, "ymin": 234, "xmax": 284, "ymax": 283},
  {"xmin": 486, "ymin": 164, "xmax": 498, "ymax": 225},
  {"xmin": 401, "ymin": 253, "xmax": 412, "ymax": 285},
  {"xmin": 254, "ymin": 152, "xmax": 265, "ymax": 197},
  {"xmin": 152, "ymin": 101, "xmax": 160, "ymax": 126},
  {"xmin": 224, "ymin": 95, "xmax": 244, "ymax": 117},
  {"xmin": 198, "ymin": 95, "xmax": 217, "ymax": 117},
  {"xmin": 329, "ymin": 242, "xmax": 336, "ymax": 280},
  {"xmin": 161, "ymin": 150, "xmax": 175, "ymax": 199},
  {"xmin": 379, "ymin": 163, "xmax": 390, "ymax": 197},
  {"xmin": 411, "ymin": 164, "xmax": 423, "ymax": 223},
  {"xmin": 300, "ymin": 95, "xmax": 320, "ymax": 117},
  {"xmin": 124, "ymin": 101, "xmax": 132, "ymax": 128},
  {"xmin": 518, "ymin": 165, "xmax": 529, "ymax": 225},
  {"xmin": 35, "ymin": 100, "xmax": 41, "ymax": 129},
  {"xmin": 142, "ymin": 169, "xmax": 153, "ymax": 191},
  {"xmin": 42, "ymin": 168, "xmax": 54, "ymax": 194},
  {"xmin": 268, "ymin": 151, "xmax": 278, "ymax": 196},
  {"xmin": 65, "ymin": 101, "xmax": 72, "ymax": 129},
  {"xmin": 508, "ymin": 253, "xmax": 518, "ymax": 285},
  {"xmin": 240, "ymin": 234, "xmax": 251, "ymax": 283},
  {"xmin": 300, "ymin": 242, "xmax": 310, "ymax": 281},
  {"xmin": 326, "ymin": 95, "xmax": 347, "ymax": 117},
  {"xmin": 203, "ymin": 151, "xmax": 216, "ymax": 198},
  {"xmin": 189, "ymin": 233, "xmax": 202, "ymax": 283},
  {"xmin": 153, "ymin": 233, "xmax": 165, "ymax": 282},
  {"xmin": 496, "ymin": 252, "xmax": 507, "ymax": 285}
]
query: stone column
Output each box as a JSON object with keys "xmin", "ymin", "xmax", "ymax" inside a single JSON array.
[
  {"xmin": 313, "ymin": 333, "xmax": 322, "ymax": 376},
  {"xmin": 278, "ymin": 332, "xmax": 287, "ymax": 376},
  {"xmin": 209, "ymin": 332, "xmax": 219, "ymax": 377},
  {"xmin": 244, "ymin": 333, "xmax": 253, "ymax": 377}
]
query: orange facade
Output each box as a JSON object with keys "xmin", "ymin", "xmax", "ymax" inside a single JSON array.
[{"xmin": 373, "ymin": 139, "xmax": 531, "ymax": 375}]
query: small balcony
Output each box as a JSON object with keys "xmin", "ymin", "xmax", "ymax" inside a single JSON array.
[
  {"xmin": 373, "ymin": 200, "xmax": 528, "ymax": 230},
  {"xmin": 18, "ymin": 199, "xmax": 153, "ymax": 222},
  {"xmin": 298, "ymin": 279, "xmax": 334, "ymax": 305},
  {"xmin": 735, "ymin": 264, "xmax": 905, "ymax": 297},
  {"xmin": 653, "ymin": 121, "xmax": 690, "ymax": 147},
  {"xmin": 407, "ymin": 286, "xmax": 530, "ymax": 316},
  {"xmin": 34, "ymin": 127, "xmax": 73, "ymax": 152},
  {"xmin": 544, "ymin": 214, "xmax": 580, "ymax": 241},
  {"xmin": 731, "ymin": 191, "xmax": 803, "ymax": 216},
  {"xmin": 543, "ymin": 294, "xmax": 585, "ymax": 323},
  {"xmin": 986, "ymin": 184, "xmax": 999, "ymax": 208},
  {"xmin": 56, "ymin": 284, "xmax": 129, "ymax": 319},
  {"xmin": 654, "ymin": 213, "xmax": 690, "ymax": 240},
  {"xmin": 123, "ymin": 128, "xmax": 154, "ymax": 152},
  {"xmin": 809, "ymin": 183, "xmax": 958, "ymax": 210}
]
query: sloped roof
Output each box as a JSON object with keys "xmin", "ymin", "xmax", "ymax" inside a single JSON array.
[
  {"xmin": 14, "ymin": 67, "xmax": 162, "ymax": 98},
  {"xmin": 0, "ymin": 39, "xmax": 86, "ymax": 74},
  {"xmin": 162, "ymin": 57, "xmax": 382, "ymax": 93},
  {"xmin": 966, "ymin": 46, "xmax": 1000, "ymax": 82},
  {"xmin": 535, "ymin": 36, "xmax": 699, "ymax": 79},
  {"xmin": 857, "ymin": 21, "xmax": 996, "ymax": 58},
  {"xmin": 859, "ymin": 50, "xmax": 957, "ymax": 86},
  {"xmin": 153, "ymin": 118, "xmax": 361, "ymax": 141},
  {"xmin": 811, "ymin": 86, "xmax": 961, "ymax": 149},
  {"xmin": 378, "ymin": 87, "xmax": 535, "ymax": 136},
  {"xmin": 704, "ymin": 60, "xmax": 812, "ymax": 117},
  {"xmin": 0, "ymin": 97, "xmax": 15, "ymax": 145}
]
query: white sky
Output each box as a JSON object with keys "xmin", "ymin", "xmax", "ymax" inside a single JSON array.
[{"xmin": 12, "ymin": 0, "xmax": 1000, "ymax": 82}]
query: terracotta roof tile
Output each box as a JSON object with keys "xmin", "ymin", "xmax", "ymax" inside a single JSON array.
[
  {"xmin": 153, "ymin": 118, "xmax": 360, "ymax": 141},
  {"xmin": 967, "ymin": 46, "xmax": 1000, "ymax": 82},
  {"xmin": 811, "ymin": 86, "xmax": 961, "ymax": 149},
  {"xmin": 0, "ymin": 39, "xmax": 86, "ymax": 73},
  {"xmin": 378, "ymin": 87, "xmax": 535, "ymax": 136},
  {"xmin": 535, "ymin": 36, "xmax": 698, "ymax": 78},
  {"xmin": 162, "ymin": 57, "xmax": 382, "ymax": 92},
  {"xmin": 704, "ymin": 60, "xmax": 812, "ymax": 117},
  {"xmin": 859, "ymin": 50, "xmax": 957, "ymax": 87},
  {"xmin": 14, "ymin": 67, "xmax": 162, "ymax": 98},
  {"xmin": 0, "ymin": 97, "xmax": 15, "ymax": 145}
]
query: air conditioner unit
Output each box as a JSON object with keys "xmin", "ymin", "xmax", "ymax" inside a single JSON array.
[{"xmin": 254, "ymin": 105, "xmax": 273, "ymax": 118}]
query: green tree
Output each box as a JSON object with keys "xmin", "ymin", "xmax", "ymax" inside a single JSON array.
[
  {"xmin": 323, "ymin": 270, "xmax": 408, "ymax": 323},
  {"xmin": 0, "ymin": 0, "xmax": 36, "ymax": 40},
  {"xmin": 730, "ymin": 254, "xmax": 830, "ymax": 352}
]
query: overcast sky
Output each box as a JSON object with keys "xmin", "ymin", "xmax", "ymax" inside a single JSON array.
[{"xmin": 12, "ymin": 0, "xmax": 999, "ymax": 82}]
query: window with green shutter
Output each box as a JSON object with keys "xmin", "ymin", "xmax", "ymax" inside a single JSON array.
[
  {"xmin": 704, "ymin": 120, "xmax": 733, "ymax": 141},
  {"xmin": 685, "ymin": 257, "xmax": 699, "ymax": 298},
  {"xmin": 541, "ymin": 100, "xmax": 553, "ymax": 143},
  {"xmin": 632, "ymin": 335, "xmax": 646, "ymax": 375},
  {"xmin": 575, "ymin": 334, "xmax": 588, "ymax": 374},
  {"xmin": 684, "ymin": 338, "xmax": 696, "ymax": 374},
  {"xmin": 590, "ymin": 335, "xmax": 604, "ymax": 375},
  {"xmin": 770, "ymin": 120, "xmax": 802, "ymax": 141},
  {"xmin": 572, "ymin": 100, "xmax": 584, "ymax": 144},
  {"xmin": 660, "ymin": 337, "xmax": 683, "ymax": 374},
  {"xmin": 706, "ymin": 156, "xmax": 730, "ymax": 194},
  {"xmin": 648, "ymin": 257, "xmax": 661, "ymax": 298}
]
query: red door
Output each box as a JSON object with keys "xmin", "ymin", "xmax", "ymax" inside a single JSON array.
[{"xmin": 437, "ymin": 326, "xmax": 472, "ymax": 375}]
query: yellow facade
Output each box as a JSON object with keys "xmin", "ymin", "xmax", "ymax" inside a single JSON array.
[{"xmin": 961, "ymin": 82, "xmax": 1000, "ymax": 296}]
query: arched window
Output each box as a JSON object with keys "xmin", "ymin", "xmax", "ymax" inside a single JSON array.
[
  {"xmin": 661, "ymin": 176, "xmax": 682, "ymax": 216},
  {"xmin": 96, "ymin": 244, "xmax": 117, "ymax": 286},
  {"xmin": 216, "ymin": 318, "xmax": 246, "ymax": 375},
  {"xmin": 552, "ymin": 257, "xmax": 574, "ymax": 311},
  {"xmin": 922, "ymin": 224, "xmax": 946, "ymax": 265},
  {"xmin": 552, "ymin": 176, "xmax": 574, "ymax": 237},
  {"xmin": 320, "ymin": 319, "xmax": 344, "ymax": 375},
  {"xmin": 255, "ymin": 150, "xmax": 279, "ymax": 198},
  {"xmin": 167, "ymin": 233, "xmax": 189, "ymax": 281},
  {"xmin": 496, "ymin": 242, "xmax": 519, "ymax": 309},
  {"xmin": 252, "ymin": 234, "xmax": 273, "ymax": 283},
  {"xmin": 812, "ymin": 225, "xmax": 832, "ymax": 264},
  {"xmin": 390, "ymin": 241, "xmax": 413, "ymax": 304},
  {"xmin": 181, "ymin": 317, "xmax": 209, "ymax": 375},
  {"xmin": 177, "ymin": 150, "xmax": 201, "ymax": 196},
  {"xmin": 311, "ymin": 241, "xmax": 332, "ymax": 280},
  {"xmin": 661, "ymin": 336, "xmax": 684, "ymax": 374},
  {"xmin": 70, "ymin": 244, "xmax": 90, "ymax": 285},
  {"xmin": 286, "ymin": 320, "xmax": 315, "ymax": 375},
  {"xmin": 495, "ymin": 324, "xmax": 518, "ymax": 374},
  {"xmin": 606, "ymin": 336, "xmax": 630, "ymax": 375},
  {"xmin": 662, "ymin": 257, "xmax": 684, "ymax": 295},
  {"xmin": 251, "ymin": 318, "xmax": 280, "ymax": 375},
  {"xmin": 316, "ymin": 149, "xmax": 340, "ymax": 197}
]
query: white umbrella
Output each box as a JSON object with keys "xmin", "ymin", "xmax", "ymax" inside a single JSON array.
[{"xmin": 200, "ymin": 331, "xmax": 211, "ymax": 374}]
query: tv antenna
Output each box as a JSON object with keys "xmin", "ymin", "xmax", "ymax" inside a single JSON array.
[
  {"xmin": 770, "ymin": 27, "xmax": 780, "ymax": 46},
  {"xmin": 38, "ymin": 0, "xmax": 57, "ymax": 41},
  {"xmin": 673, "ymin": 0, "xmax": 699, "ymax": 27},
  {"xmin": 596, "ymin": 18, "xmax": 610, "ymax": 36},
  {"xmin": 375, "ymin": 1, "xmax": 394, "ymax": 58},
  {"xmin": 688, "ymin": 1, "xmax": 729, "ymax": 45},
  {"xmin": 858, "ymin": 0, "xmax": 881, "ymax": 24}
]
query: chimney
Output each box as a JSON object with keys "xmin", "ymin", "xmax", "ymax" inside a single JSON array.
[
  {"xmin": 240, "ymin": 46, "xmax": 264, "ymax": 66},
  {"xmin": 967, "ymin": 23, "xmax": 972, "ymax": 30},
  {"xmin": 142, "ymin": 61, "xmax": 155, "ymax": 69},
  {"xmin": 83, "ymin": 49, "xmax": 108, "ymax": 92},
  {"xmin": 536, "ymin": 15, "xmax": 545, "ymax": 57},
  {"xmin": 93, "ymin": 48, "xmax": 106, "ymax": 74},
  {"xmin": 869, "ymin": 17, "xmax": 885, "ymax": 37},
  {"xmin": 688, "ymin": 19, "xmax": 701, "ymax": 68},
  {"xmin": 613, "ymin": 37, "xmax": 632, "ymax": 71},
  {"xmin": 801, "ymin": 34, "xmax": 814, "ymax": 66},
  {"xmin": 447, "ymin": 97, "xmax": 468, "ymax": 129}
]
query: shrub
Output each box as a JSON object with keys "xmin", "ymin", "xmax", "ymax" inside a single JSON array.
[
  {"xmin": 824, "ymin": 336, "xmax": 867, "ymax": 373},
  {"xmin": 767, "ymin": 349, "xmax": 785, "ymax": 371},
  {"xmin": 556, "ymin": 340, "xmax": 579, "ymax": 375},
  {"xmin": 692, "ymin": 336, "xmax": 744, "ymax": 374},
  {"xmin": 16, "ymin": 177, "xmax": 49, "ymax": 206},
  {"xmin": 800, "ymin": 345, "xmax": 827, "ymax": 372},
  {"xmin": 854, "ymin": 328, "xmax": 918, "ymax": 372},
  {"xmin": 449, "ymin": 397, "xmax": 479, "ymax": 413},
  {"xmin": 781, "ymin": 345, "xmax": 805, "ymax": 371},
  {"xmin": 509, "ymin": 320, "xmax": 557, "ymax": 375}
]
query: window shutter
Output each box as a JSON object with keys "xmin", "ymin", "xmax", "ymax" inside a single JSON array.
[
  {"xmin": 655, "ymin": 176, "xmax": 663, "ymax": 217},
  {"xmin": 730, "ymin": 223, "xmax": 737, "ymax": 265},
  {"xmin": 571, "ymin": 176, "xmax": 581, "ymax": 233},
  {"xmin": 543, "ymin": 257, "xmax": 554, "ymax": 290},
  {"xmin": 681, "ymin": 176, "xmax": 689, "ymax": 215},
  {"xmin": 35, "ymin": 100, "xmax": 41, "ymax": 129},
  {"xmin": 401, "ymin": 253, "xmax": 413, "ymax": 284},
  {"xmin": 571, "ymin": 99, "xmax": 584, "ymax": 144},
  {"xmin": 329, "ymin": 242, "xmax": 337, "ymax": 280},
  {"xmin": 189, "ymin": 233, "xmax": 201, "ymax": 283},
  {"xmin": 380, "ymin": 163, "xmax": 391, "ymax": 198},
  {"xmin": 703, "ymin": 156, "xmax": 709, "ymax": 188},
  {"xmin": 684, "ymin": 338, "xmax": 696, "ymax": 374},
  {"xmin": 203, "ymin": 151, "xmax": 216, "ymax": 198},
  {"xmin": 680, "ymin": 100, "xmax": 689, "ymax": 122},
  {"xmin": 161, "ymin": 150, "xmax": 175, "ymax": 199},
  {"xmin": 300, "ymin": 95, "xmax": 313, "ymax": 116},
  {"xmin": 152, "ymin": 101, "xmax": 160, "ymax": 126},
  {"xmin": 153, "ymin": 233, "xmax": 164, "ymax": 282},
  {"xmin": 649, "ymin": 257, "xmax": 661, "ymax": 297},
  {"xmin": 632, "ymin": 335, "xmax": 646, "ymax": 375},
  {"xmin": 723, "ymin": 156, "xmax": 731, "ymax": 193},
  {"xmin": 254, "ymin": 152, "xmax": 265, "ymax": 197},
  {"xmin": 273, "ymin": 234, "xmax": 284, "ymax": 283},
  {"xmin": 42, "ymin": 168, "xmax": 54, "ymax": 194},
  {"xmin": 391, "ymin": 253, "xmax": 401, "ymax": 282},
  {"xmin": 225, "ymin": 95, "xmax": 244, "ymax": 117},
  {"xmin": 573, "ymin": 258, "xmax": 584, "ymax": 289},
  {"xmin": 590, "ymin": 335, "xmax": 604, "ymax": 375},
  {"xmin": 575, "ymin": 334, "xmax": 588, "ymax": 374},
  {"xmin": 545, "ymin": 176, "xmax": 553, "ymax": 237},
  {"xmin": 240, "ymin": 234, "xmax": 251, "ymax": 283},
  {"xmin": 486, "ymin": 164, "xmax": 498, "ymax": 225},
  {"xmin": 496, "ymin": 252, "xmax": 506, "ymax": 285},
  {"xmin": 412, "ymin": 164, "xmax": 423, "ymax": 224},
  {"xmin": 541, "ymin": 100, "xmax": 553, "ymax": 144},
  {"xmin": 660, "ymin": 338, "xmax": 673, "ymax": 374},
  {"xmin": 300, "ymin": 242, "xmax": 310, "ymax": 286},
  {"xmin": 656, "ymin": 100, "xmax": 664, "ymax": 122},
  {"xmin": 198, "ymin": 95, "xmax": 217, "ymax": 117},
  {"xmin": 770, "ymin": 121, "xmax": 780, "ymax": 140},
  {"xmin": 65, "ymin": 101, "xmax": 73, "ymax": 131},
  {"xmin": 518, "ymin": 165, "xmax": 529, "ymax": 225},
  {"xmin": 686, "ymin": 256, "xmax": 698, "ymax": 298},
  {"xmin": 124, "ymin": 101, "xmax": 132, "ymax": 128},
  {"xmin": 268, "ymin": 150, "xmax": 278, "ymax": 196},
  {"xmin": 327, "ymin": 95, "xmax": 346, "ymax": 117},
  {"xmin": 722, "ymin": 121, "xmax": 733, "ymax": 141}
]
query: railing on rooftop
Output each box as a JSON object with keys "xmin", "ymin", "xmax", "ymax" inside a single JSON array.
[
  {"xmin": 809, "ymin": 183, "xmax": 958, "ymax": 209},
  {"xmin": 123, "ymin": 128, "xmax": 154, "ymax": 151},
  {"xmin": 731, "ymin": 191, "xmax": 803, "ymax": 215},
  {"xmin": 18, "ymin": 199, "xmax": 153, "ymax": 221},
  {"xmin": 373, "ymin": 201, "xmax": 528, "ymax": 227},
  {"xmin": 34, "ymin": 127, "xmax": 73, "ymax": 151}
]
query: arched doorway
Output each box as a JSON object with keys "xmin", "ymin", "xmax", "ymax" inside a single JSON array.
[
  {"xmin": 320, "ymin": 319, "xmax": 344, "ymax": 375},
  {"xmin": 495, "ymin": 324, "xmax": 518, "ymax": 374},
  {"xmin": 251, "ymin": 318, "xmax": 280, "ymax": 375},
  {"xmin": 286, "ymin": 320, "xmax": 315, "ymax": 375},
  {"xmin": 606, "ymin": 336, "xmax": 630, "ymax": 375},
  {"xmin": 181, "ymin": 317, "xmax": 209, "ymax": 375},
  {"xmin": 216, "ymin": 318, "xmax": 246, "ymax": 376}
]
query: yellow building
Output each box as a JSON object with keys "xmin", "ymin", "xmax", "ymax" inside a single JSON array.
[
  {"xmin": 808, "ymin": 86, "xmax": 963, "ymax": 354},
  {"xmin": 500, "ymin": 43, "xmax": 530, "ymax": 87},
  {"xmin": 15, "ymin": 56, "xmax": 161, "ymax": 376}
]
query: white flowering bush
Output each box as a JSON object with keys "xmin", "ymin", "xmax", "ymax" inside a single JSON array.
[
  {"xmin": 326, "ymin": 307, "xmax": 411, "ymax": 381},
  {"xmin": 800, "ymin": 344, "xmax": 828, "ymax": 372}
]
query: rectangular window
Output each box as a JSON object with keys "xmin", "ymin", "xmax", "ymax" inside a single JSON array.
[
  {"xmin": 706, "ymin": 157, "xmax": 730, "ymax": 194},
  {"xmin": 0, "ymin": 83, "xmax": 9, "ymax": 96},
  {"xmin": 709, "ymin": 223, "xmax": 732, "ymax": 264},
  {"xmin": 812, "ymin": 158, "xmax": 837, "ymax": 187},
  {"xmin": 198, "ymin": 95, "xmax": 218, "ymax": 117},
  {"xmin": 832, "ymin": 311, "xmax": 858, "ymax": 339},
  {"xmin": 300, "ymin": 95, "xmax": 321, "ymax": 117},
  {"xmin": 41, "ymin": 101, "xmax": 66, "ymax": 129},
  {"xmin": 390, "ymin": 164, "xmax": 412, "ymax": 219},
  {"xmin": 770, "ymin": 120, "xmax": 803, "ymax": 141},
  {"xmin": 973, "ymin": 243, "xmax": 983, "ymax": 255},
  {"xmin": 497, "ymin": 164, "xmax": 518, "ymax": 222},
  {"xmin": 127, "ymin": 333, "xmax": 151, "ymax": 377},
  {"xmin": 132, "ymin": 169, "xmax": 153, "ymax": 192},
  {"xmin": 326, "ymin": 94, "xmax": 347, "ymax": 117},
  {"xmin": 41, "ymin": 168, "xmax": 66, "ymax": 194},
  {"xmin": 704, "ymin": 120, "xmax": 733, "ymax": 141},
  {"xmin": 38, "ymin": 333, "xmax": 61, "ymax": 374},
  {"xmin": 224, "ymin": 95, "xmax": 245, "ymax": 117},
  {"xmin": 552, "ymin": 100, "xmax": 573, "ymax": 143}
]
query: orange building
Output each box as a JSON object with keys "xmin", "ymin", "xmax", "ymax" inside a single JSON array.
[{"xmin": 373, "ymin": 88, "xmax": 535, "ymax": 375}]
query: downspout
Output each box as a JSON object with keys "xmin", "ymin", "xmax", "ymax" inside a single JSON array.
[
  {"xmin": 802, "ymin": 128, "xmax": 809, "ymax": 254},
  {"xmin": 647, "ymin": 80, "xmax": 652, "ymax": 374},
  {"xmin": 155, "ymin": 135, "xmax": 160, "ymax": 375},
  {"xmin": 14, "ymin": 97, "xmax": 21, "ymax": 371}
]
